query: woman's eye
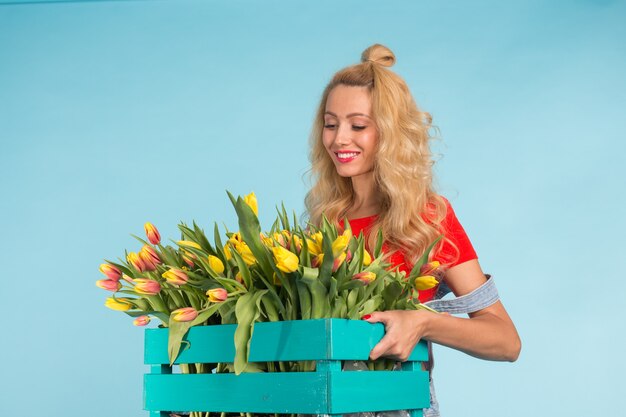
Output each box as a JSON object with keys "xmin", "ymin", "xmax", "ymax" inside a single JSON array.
[
  {"xmin": 324, "ymin": 124, "xmax": 337, "ymax": 129},
  {"xmin": 352, "ymin": 125, "xmax": 366, "ymax": 131}
]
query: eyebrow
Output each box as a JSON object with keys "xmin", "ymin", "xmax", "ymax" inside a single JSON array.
[{"xmin": 324, "ymin": 111, "xmax": 372, "ymax": 119}]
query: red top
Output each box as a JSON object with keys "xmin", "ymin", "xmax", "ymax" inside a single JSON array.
[{"xmin": 346, "ymin": 199, "xmax": 477, "ymax": 302}]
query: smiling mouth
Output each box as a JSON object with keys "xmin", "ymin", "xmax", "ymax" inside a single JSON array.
[{"xmin": 335, "ymin": 151, "xmax": 360, "ymax": 162}]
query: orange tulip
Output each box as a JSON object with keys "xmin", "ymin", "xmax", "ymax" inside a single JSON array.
[
  {"xmin": 96, "ymin": 279, "xmax": 122, "ymax": 292},
  {"xmin": 206, "ymin": 288, "xmax": 228, "ymax": 303},
  {"xmin": 162, "ymin": 268, "xmax": 188, "ymax": 286},
  {"xmin": 352, "ymin": 271, "xmax": 376, "ymax": 285},
  {"xmin": 141, "ymin": 245, "xmax": 161, "ymax": 265},
  {"xmin": 420, "ymin": 261, "xmax": 441, "ymax": 276},
  {"xmin": 144, "ymin": 222, "xmax": 161, "ymax": 245},
  {"xmin": 133, "ymin": 278, "xmax": 161, "ymax": 295},
  {"xmin": 133, "ymin": 315, "xmax": 151, "ymax": 326},
  {"xmin": 171, "ymin": 307, "xmax": 198, "ymax": 322},
  {"xmin": 332, "ymin": 252, "xmax": 347, "ymax": 272},
  {"xmin": 99, "ymin": 263, "xmax": 122, "ymax": 281},
  {"xmin": 127, "ymin": 252, "xmax": 146, "ymax": 272}
]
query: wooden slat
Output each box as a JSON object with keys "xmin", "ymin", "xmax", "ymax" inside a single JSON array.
[
  {"xmin": 329, "ymin": 370, "xmax": 430, "ymax": 413},
  {"xmin": 144, "ymin": 369, "xmax": 429, "ymax": 414},
  {"xmin": 145, "ymin": 372, "xmax": 329, "ymax": 414},
  {"xmin": 145, "ymin": 319, "xmax": 429, "ymax": 364}
]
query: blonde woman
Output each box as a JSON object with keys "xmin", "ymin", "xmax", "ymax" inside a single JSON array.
[{"xmin": 305, "ymin": 44, "xmax": 521, "ymax": 416}]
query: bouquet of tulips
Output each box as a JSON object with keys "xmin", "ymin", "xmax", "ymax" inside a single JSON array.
[{"xmin": 97, "ymin": 192, "xmax": 441, "ymax": 376}]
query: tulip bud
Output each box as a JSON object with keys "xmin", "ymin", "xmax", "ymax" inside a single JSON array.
[
  {"xmin": 144, "ymin": 222, "xmax": 161, "ymax": 245},
  {"xmin": 133, "ymin": 278, "xmax": 161, "ymax": 295},
  {"xmin": 332, "ymin": 252, "xmax": 347, "ymax": 272},
  {"xmin": 99, "ymin": 263, "xmax": 122, "ymax": 281},
  {"xmin": 182, "ymin": 250, "xmax": 196, "ymax": 268},
  {"xmin": 162, "ymin": 268, "xmax": 188, "ymax": 286},
  {"xmin": 171, "ymin": 307, "xmax": 198, "ymax": 322},
  {"xmin": 127, "ymin": 252, "xmax": 146, "ymax": 272},
  {"xmin": 311, "ymin": 254, "xmax": 323, "ymax": 268},
  {"xmin": 345, "ymin": 249, "xmax": 353, "ymax": 263},
  {"xmin": 96, "ymin": 279, "xmax": 122, "ymax": 292},
  {"xmin": 292, "ymin": 235, "xmax": 302, "ymax": 254},
  {"xmin": 332, "ymin": 230, "xmax": 352, "ymax": 257},
  {"xmin": 177, "ymin": 240, "xmax": 202, "ymax": 250},
  {"xmin": 243, "ymin": 192, "xmax": 258, "ymax": 216},
  {"xmin": 420, "ymin": 261, "xmax": 441, "ymax": 276},
  {"xmin": 223, "ymin": 244, "xmax": 233, "ymax": 261},
  {"xmin": 105, "ymin": 297, "xmax": 133, "ymax": 311},
  {"xmin": 141, "ymin": 245, "xmax": 161, "ymax": 265},
  {"xmin": 207, "ymin": 255, "xmax": 225, "ymax": 274},
  {"xmin": 272, "ymin": 246, "xmax": 299, "ymax": 273},
  {"xmin": 133, "ymin": 315, "xmax": 151, "ymax": 326},
  {"xmin": 362, "ymin": 249, "xmax": 372, "ymax": 266},
  {"xmin": 414, "ymin": 275, "xmax": 439, "ymax": 291},
  {"xmin": 206, "ymin": 288, "xmax": 228, "ymax": 303},
  {"xmin": 235, "ymin": 242, "xmax": 256, "ymax": 266},
  {"xmin": 139, "ymin": 250, "xmax": 157, "ymax": 271},
  {"xmin": 352, "ymin": 271, "xmax": 376, "ymax": 285}
]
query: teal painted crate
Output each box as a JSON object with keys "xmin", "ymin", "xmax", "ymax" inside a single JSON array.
[{"xmin": 144, "ymin": 318, "xmax": 430, "ymax": 417}]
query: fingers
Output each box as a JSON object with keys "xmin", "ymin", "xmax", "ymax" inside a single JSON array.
[
  {"xmin": 369, "ymin": 334, "xmax": 393, "ymax": 360},
  {"xmin": 362, "ymin": 311, "xmax": 390, "ymax": 325}
]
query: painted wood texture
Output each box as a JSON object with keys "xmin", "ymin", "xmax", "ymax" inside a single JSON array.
[{"xmin": 144, "ymin": 319, "xmax": 429, "ymax": 415}]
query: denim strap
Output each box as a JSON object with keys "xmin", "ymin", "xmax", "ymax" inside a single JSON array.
[{"xmin": 423, "ymin": 275, "xmax": 499, "ymax": 314}]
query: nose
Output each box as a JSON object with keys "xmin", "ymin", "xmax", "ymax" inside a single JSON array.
[{"xmin": 334, "ymin": 125, "xmax": 351, "ymax": 146}]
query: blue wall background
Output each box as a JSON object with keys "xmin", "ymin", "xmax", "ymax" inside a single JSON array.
[{"xmin": 1, "ymin": 0, "xmax": 625, "ymax": 415}]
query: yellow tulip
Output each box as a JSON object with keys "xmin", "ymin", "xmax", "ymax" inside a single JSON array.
[
  {"xmin": 243, "ymin": 192, "xmax": 258, "ymax": 216},
  {"xmin": 332, "ymin": 230, "xmax": 352, "ymax": 257},
  {"xmin": 235, "ymin": 241, "xmax": 256, "ymax": 266},
  {"xmin": 177, "ymin": 240, "xmax": 201, "ymax": 250},
  {"xmin": 207, "ymin": 255, "xmax": 225, "ymax": 274},
  {"xmin": 105, "ymin": 297, "xmax": 133, "ymax": 311},
  {"xmin": 272, "ymin": 246, "xmax": 299, "ymax": 273},
  {"xmin": 306, "ymin": 232, "xmax": 323, "ymax": 256},
  {"xmin": 414, "ymin": 275, "xmax": 439, "ymax": 291},
  {"xmin": 362, "ymin": 249, "xmax": 372, "ymax": 266},
  {"xmin": 223, "ymin": 244, "xmax": 232, "ymax": 261}
]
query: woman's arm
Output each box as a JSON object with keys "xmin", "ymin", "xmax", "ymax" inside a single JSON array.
[{"xmin": 364, "ymin": 259, "xmax": 521, "ymax": 362}]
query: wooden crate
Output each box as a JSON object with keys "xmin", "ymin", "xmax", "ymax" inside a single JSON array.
[{"xmin": 144, "ymin": 318, "xmax": 430, "ymax": 417}]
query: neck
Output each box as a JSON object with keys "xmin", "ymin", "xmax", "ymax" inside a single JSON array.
[{"xmin": 349, "ymin": 174, "xmax": 381, "ymax": 219}]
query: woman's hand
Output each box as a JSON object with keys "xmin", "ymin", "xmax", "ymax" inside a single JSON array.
[
  {"xmin": 364, "ymin": 260, "xmax": 521, "ymax": 363},
  {"xmin": 363, "ymin": 309, "xmax": 438, "ymax": 361}
]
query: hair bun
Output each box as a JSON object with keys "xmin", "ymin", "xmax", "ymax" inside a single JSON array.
[{"xmin": 361, "ymin": 44, "xmax": 396, "ymax": 67}]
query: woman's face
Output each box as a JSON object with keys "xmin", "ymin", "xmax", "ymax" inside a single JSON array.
[{"xmin": 322, "ymin": 85, "xmax": 378, "ymax": 182}]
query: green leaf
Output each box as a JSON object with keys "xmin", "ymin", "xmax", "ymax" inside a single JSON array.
[
  {"xmin": 382, "ymin": 281, "xmax": 403, "ymax": 310},
  {"xmin": 167, "ymin": 317, "xmax": 193, "ymax": 365},
  {"xmin": 407, "ymin": 235, "xmax": 443, "ymax": 280},
  {"xmin": 233, "ymin": 291, "xmax": 266, "ymax": 375},
  {"xmin": 374, "ymin": 228, "xmax": 384, "ymax": 258},
  {"xmin": 295, "ymin": 281, "xmax": 312, "ymax": 320},
  {"xmin": 229, "ymin": 248, "xmax": 253, "ymax": 290}
]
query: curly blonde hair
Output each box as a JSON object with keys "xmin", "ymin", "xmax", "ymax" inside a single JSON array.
[{"xmin": 305, "ymin": 44, "xmax": 454, "ymax": 266}]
